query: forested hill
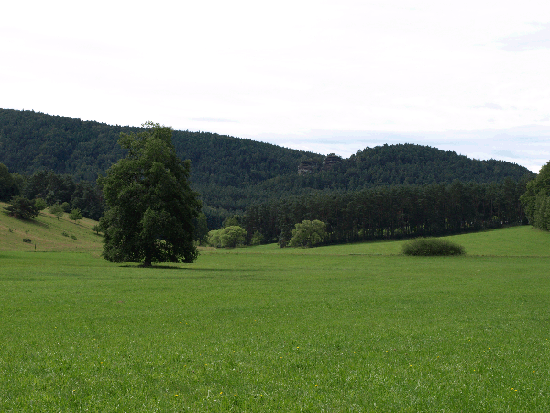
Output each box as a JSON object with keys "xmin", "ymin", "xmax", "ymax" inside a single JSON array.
[
  {"xmin": 0, "ymin": 108, "xmax": 534, "ymax": 213},
  {"xmin": 0, "ymin": 108, "xmax": 317, "ymax": 182}
]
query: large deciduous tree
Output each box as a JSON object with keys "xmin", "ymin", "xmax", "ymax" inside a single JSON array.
[{"xmin": 98, "ymin": 122, "xmax": 201, "ymax": 266}]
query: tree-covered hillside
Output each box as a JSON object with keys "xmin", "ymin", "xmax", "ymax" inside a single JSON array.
[
  {"xmin": 0, "ymin": 108, "xmax": 317, "ymax": 183},
  {"xmin": 0, "ymin": 108, "xmax": 534, "ymax": 217}
]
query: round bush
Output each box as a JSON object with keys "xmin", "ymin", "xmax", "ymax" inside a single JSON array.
[{"xmin": 402, "ymin": 238, "xmax": 466, "ymax": 256}]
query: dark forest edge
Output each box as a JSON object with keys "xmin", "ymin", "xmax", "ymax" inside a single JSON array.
[
  {"xmin": 242, "ymin": 179, "xmax": 530, "ymax": 247},
  {"xmin": 1, "ymin": 108, "xmax": 545, "ymax": 248}
]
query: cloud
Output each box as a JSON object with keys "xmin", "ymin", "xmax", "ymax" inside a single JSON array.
[
  {"xmin": 191, "ymin": 118, "xmax": 238, "ymax": 123},
  {"xmin": 499, "ymin": 23, "xmax": 550, "ymax": 51},
  {"xmin": 483, "ymin": 103, "xmax": 504, "ymax": 110},
  {"xmin": 243, "ymin": 126, "xmax": 550, "ymax": 172}
]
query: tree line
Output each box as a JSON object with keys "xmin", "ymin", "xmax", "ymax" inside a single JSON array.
[
  {"xmin": 0, "ymin": 164, "xmax": 103, "ymax": 220},
  {"xmin": 521, "ymin": 161, "xmax": 550, "ymax": 231},
  {"xmin": 243, "ymin": 178, "xmax": 529, "ymax": 246}
]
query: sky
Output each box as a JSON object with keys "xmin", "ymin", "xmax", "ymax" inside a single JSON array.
[{"xmin": 2, "ymin": 0, "xmax": 550, "ymax": 172}]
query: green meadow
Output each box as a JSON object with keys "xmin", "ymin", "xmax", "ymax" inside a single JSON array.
[{"xmin": 1, "ymin": 208, "xmax": 550, "ymax": 411}]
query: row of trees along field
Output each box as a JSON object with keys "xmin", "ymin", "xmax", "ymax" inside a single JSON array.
[
  {"xmin": 521, "ymin": 161, "xmax": 550, "ymax": 231},
  {"xmin": 243, "ymin": 178, "xmax": 529, "ymax": 246},
  {"xmin": 0, "ymin": 164, "xmax": 104, "ymax": 220}
]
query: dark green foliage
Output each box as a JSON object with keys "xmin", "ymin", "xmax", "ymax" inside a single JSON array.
[
  {"xmin": 98, "ymin": 122, "xmax": 201, "ymax": 266},
  {"xmin": 222, "ymin": 216, "xmax": 240, "ymax": 228},
  {"xmin": 0, "ymin": 109, "xmax": 132, "ymax": 179},
  {"xmin": 92, "ymin": 225, "xmax": 101, "ymax": 235},
  {"xmin": 250, "ymin": 230, "xmax": 264, "ymax": 246},
  {"xmin": 0, "ymin": 109, "xmax": 534, "ymax": 218},
  {"xmin": 20, "ymin": 170, "xmax": 103, "ymax": 220},
  {"xmin": 244, "ymin": 179, "xmax": 529, "ymax": 246},
  {"xmin": 520, "ymin": 161, "xmax": 550, "ymax": 230},
  {"xmin": 4, "ymin": 196, "xmax": 39, "ymax": 219},
  {"xmin": 22, "ymin": 238, "xmax": 31, "ymax": 243},
  {"xmin": 192, "ymin": 213, "xmax": 209, "ymax": 245},
  {"xmin": 402, "ymin": 238, "xmax": 466, "ymax": 256},
  {"xmin": 0, "ymin": 109, "xmax": 536, "ymax": 242},
  {"xmin": 0, "ymin": 163, "xmax": 19, "ymax": 201}
]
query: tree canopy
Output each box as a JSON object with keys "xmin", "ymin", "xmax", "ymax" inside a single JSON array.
[
  {"xmin": 4, "ymin": 196, "xmax": 39, "ymax": 220},
  {"xmin": 288, "ymin": 219, "xmax": 327, "ymax": 248},
  {"xmin": 520, "ymin": 161, "xmax": 550, "ymax": 230},
  {"xmin": 98, "ymin": 122, "xmax": 201, "ymax": 266}
]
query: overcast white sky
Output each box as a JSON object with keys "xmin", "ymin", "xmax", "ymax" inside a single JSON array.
[{"xmin": 2, "ymin": 0, "xmax": 549, "ymax": 172}]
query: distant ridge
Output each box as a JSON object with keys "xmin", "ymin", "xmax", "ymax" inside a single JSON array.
[{"xmin": 0, "ymin": 108, "xmax": 534, "ymax": 214}]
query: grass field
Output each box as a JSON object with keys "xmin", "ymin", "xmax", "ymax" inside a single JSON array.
[{"xmin": 1, "ymin": 209, "xmax": 550, "ymax": 411}]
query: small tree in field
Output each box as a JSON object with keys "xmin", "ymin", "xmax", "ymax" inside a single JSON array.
[
  {"xmin": 288, "ymin": 219, "xmax": 327, "ymax": 248},
  {"xmin": 207, "ymin": 229, "xmax": 222, "ymax": 248},
  {"xmin": 250, "ymin": 230, "xmax": 264, "ymax": 246},
  {"xmin": 220, "ymin": 226, "xmax": 247, "ymax": 248},
  {"xmin": 34, "ymin": 198, "xmax": 47, "ymax": 211},
  {"xmin": 70, "ymin": 208, "xmax": 83, "ymax": 224},
  {"xmin": 49, "ymin": 204, "xmax": 64, "ymax": 220},
  {"xmin": 207, "ymin": 226, "xmax": 247, "ymax": 248}
]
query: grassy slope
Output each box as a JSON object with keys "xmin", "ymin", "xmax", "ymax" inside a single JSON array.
[
  {"xmin": 1, "ymin": 223, "xmax": 550, "ymax": 411},
  {"xmin": 0, "ymin": 202, "xmax": 102, "ymax": 253},
  {"xmin": 243, "ymin": 225, "xmax": 550, "ymax": 257}
]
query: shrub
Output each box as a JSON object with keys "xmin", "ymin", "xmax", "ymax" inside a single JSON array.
[
  {"xmin": 61, "ymin": 231, "xmax": 70, "ymax": 237},
  {"xmin": 4, "ymin": 196, "xmax": 39, "ymax": 220},
  {"xmin": 207, "ymin": 229, "xmax": 222, "ymax": 248},
  {"xmin": 34, "ymin": 198, "xmax": 47, "ymax": 211},
  {"xmin": 250, "ymin": 231, "xmax": 264, "ymax": 246},
  {"xmin": 207, "ymin": 226, "xmax": 247, "ymax": 248},
  {"xmin": 23, "ymin": 238, "xmax": 32, "ymax": 243},
  {"xmin": 70, "ymin": 235, "xmax": 77, "ymax": 240},
  {"xmin": 48, "ymin": 204, "xmax": 64, "ymax": 220},
  {"xmin": 402, "ymin": 238, "xmax": 466, "ymax": 256},
  {"xmin": 288, "ymin": 220, "xmax": 327, "ymax": 248},
  {"xmin": 69, "ymin": 208, "xmax": 82, "ymax": 223},
  {"xmin": 220, "ymin": 226, "xmax": 247, "ymax": 248}
]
